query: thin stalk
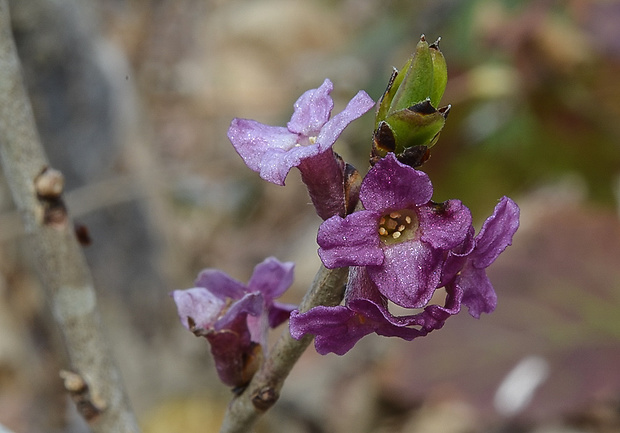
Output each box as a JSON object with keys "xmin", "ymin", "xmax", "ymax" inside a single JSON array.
[
  {"xmin": 0, "ymin": 2, "xmax": 140, "ymax": 431},
  {"xmin": 219, "ymin": 264, "xmax": 348, "ymax": 433}
]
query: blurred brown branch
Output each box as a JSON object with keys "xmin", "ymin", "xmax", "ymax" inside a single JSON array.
[
  {"xmin": 220, "ymin": 265, "xmax": 348, "ymax": 433},
  {"xmin": 0, "ymin": 1, "xmax": 140, "ymax": 431}
]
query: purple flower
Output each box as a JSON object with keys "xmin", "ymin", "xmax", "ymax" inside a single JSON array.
[
  {"xmin": 171, "ymin": 257, "xmax": 296, "ymax": 387},
  {"xmin": 228, "ymin": 79, "xmax": 374, "ymax": 186},
  {"xmin": 228, "ymin": 79, "xmax": 375, "ymax": 219},
  {"xmin": 441, "ymin": 196, "xmax": 520, "ymax": 318},
  {"xmin": 317, "ymin": 153, "xmax": 473, "ymax": 309},
  {"xmin": 291, "ymin": 192, "xmax": 520, "ymax": 356}
]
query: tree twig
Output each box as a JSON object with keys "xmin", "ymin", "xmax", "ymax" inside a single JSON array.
[
  {"xmin": 0, "ymin": 1, "xmax": 140, "ymax": 431},
  {"xmin": 219, "ymin": 264, "xmax": 348, "ymax": 433}
]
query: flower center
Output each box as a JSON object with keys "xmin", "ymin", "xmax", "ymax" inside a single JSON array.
[
  {"xmin": 295, "ymin": 135, "xmax": 318, "ymax": 147},
  {"xmin": 378, "ymin": 209, "xmax": 419, "ymax": 245}
]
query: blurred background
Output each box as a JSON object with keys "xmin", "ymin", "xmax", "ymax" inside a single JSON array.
[{"xmin": 1, "ymin": 0, "xmax": 620, "ymax": 432}]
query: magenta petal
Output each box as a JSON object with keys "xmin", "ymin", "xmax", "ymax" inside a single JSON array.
[
  {"xmin": 268, "ymin": 301, "xmax": 297, "ymax": 328},
  {"xmin": 317, "ymin": 211, "xmax": 384, "ymax": 268},
  {"xmin": 248, "ymin": 257, "xmax": 295, "ymax": 302},
  {"xmin": 471, "ymin": 196, "xmax": 520, "ymax": 269},
  {"xmin": 347, "ymin": 298, "xmax": 427, "ymax": 340},
  {"xmin": 194, "ymin": 269, "xmax": 246, "ymax": 301},
  {"xmin": 418, "ymin": 199, "xmax": 473, "ymax": 250},
  {"xmin": 368, "ymin": 240, "xmax": 443, "ymax": 308},
  {"xmin": 290, "ymin": 268, "xmax": 429, "ymax": 355},
  {"xmin": 440, "ymin": 226, "xmax": 475, "ymax": 286},
  {"xmin": 457, "ymin": 265, "xmax": 497, "ymax": 318},
  {"xmin": 287, "ymin": 79, "xmax": 334, "ymax": 136},
  {"xmin": 289, "ymin": 307, "xmax": 376, "ymax": 355},
  {"xmin": 315, "ymin": 90, "xmax": 375, "ymax": 153},
  {"xmin": 360, "ymin": 154, "xmax": 433, "ymax": 211}
]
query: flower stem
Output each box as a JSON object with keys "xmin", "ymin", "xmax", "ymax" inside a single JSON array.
[{"xmin": 219, "ymin": 265, "xmax": 348, "ymax": 433}]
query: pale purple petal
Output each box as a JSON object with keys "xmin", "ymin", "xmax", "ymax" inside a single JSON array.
[
  {"xmin": 246, "ymin": 310, "xmax": 268, "ymax": 348},
  {"xmin": 171, "ymin": 288, "xmax": 226, "ymax": 330},
  {"xmin": 247, "ymin": 257, "xmax": 295, "ymax": 302},
  {"xmin": 318, "ymin": 211, "xmax": 384, "ymax": 268},
  {"xmin": 368, "ymin": 240, "xmax": 444, "ymax": 308},
  {"xmin": 287, "ymin": 79, "xmax": 334, "ymax": 136},
  {"xmin": 315, "ymin": 90, "xmax": 375, "ymax": 153},
  {"xmin": 195, "ymin": 269, "xmax": 246, "ymax": 301},
  {"xmin": 471, "ymin": 196, "xmax": 520, "ymax": 269},
  {"xmin": 228, "ymin": 119, "xmax": 299, "ymax": 185},
  {"xmin": 360, "ymin": 153, "xmax": 433, "ymax": 212},
  {"xmin": 418, "ymin": 199, "xmax": 472, "ymax": 250}
]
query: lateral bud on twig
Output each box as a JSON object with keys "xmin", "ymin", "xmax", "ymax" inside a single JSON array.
[
  {"xmin": 34, "ymin": 166, "xmax": 64, "ymax": 198},
  {"xmin": 251, "ymin": 386, "xmax": 278, "ymax": 412},
  {"xmin": 59, "ymin": 370, "xmax": 106, "ymax": 422},
  {"xmin": 33, "ymin": 166, "xmax": 68, "ymax": 229}
]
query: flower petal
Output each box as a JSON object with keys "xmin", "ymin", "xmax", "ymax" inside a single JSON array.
[
  {"xmin": 360, "ymin": 153, "xmax": 433, "ymax": 212},
  {"xmin": 214, "ymin": 292, "xmax": 264, "ymax": 331},
  {"xmin": 368, "ymin": 240, "xmax": 443, "ymax": 308},
  {"xmin": 315, "ymin": 89, "xmax": 375, "ymax": 153},
  {"xmin": 228, "ymin": 118, "xmax": 299, "ymax": 185},
  {"xmin": 457, "ymin": 264, "xmax": 497, "ymax": 318},
  {"xmin": 194, "ymin": 269, "xmax": 247, "ymax": 301},
  {"xmin": 471, "ymin": 196, "xmax": 520, "ymax": 269},
  {"xmin": 247, "ymin": 257, "xmax": 295, "ymax": 302},
  {"xmin": 317, "ymin": 211, "xmax": 384, "ymax": 268},
  {"xmin": 418, "ymin": 199, "xmax": 473, "ymax": 250},
  {"xmin": 171, "ymin": 288, "xmax": 226, "ymax": 331},
  {"xmin": 268, "ymin": 301, "xmax": 297, "ymax": 328},
  {"xmin": 440, "ymin": 225, "xmax": 475, "ymax": 286},
  {"xmin": 287, "ymin": 78, "xmax": 334, "ymax": 136},
  {"xmin": 289, "ymin": 306, "xmax": 371, "ymax": 355}
]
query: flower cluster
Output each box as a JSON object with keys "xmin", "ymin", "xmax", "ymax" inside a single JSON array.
[{"xmin": 174, "ymin": 39, "xmax": 519, "ymax": 387}]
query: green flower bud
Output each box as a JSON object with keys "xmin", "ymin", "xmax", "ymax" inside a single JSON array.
[{"xmin": 372, "ymin": 36, "xmax": 450, "ymax": 167}]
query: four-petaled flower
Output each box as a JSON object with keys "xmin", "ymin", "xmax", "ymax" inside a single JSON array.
[
  {"xmin": 228, "ymin": 79, "xmax": 375, "ymax": 219},
  {"xmin": 228, "ymin": 78, "xmax": 374, "ymax": 186},
  {"xmin": 290, "ymin": 191, "xmax": 519, "ymax": 355},
  {"xmin": 171, "ymin": 257, "xmax": 296, "ymax": 387},
  {"xmin": 317, "ymin": 153, "xmax": 473, "ymax": 309}
]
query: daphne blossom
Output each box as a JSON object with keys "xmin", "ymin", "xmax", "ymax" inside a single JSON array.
[
  {"xmin": 228, "ymin": 79, "xmax": 374, "ymax": 219},
  {"xmin": 290, "ymin": 155, "xmax": 519, "ymax": 355},
  {"xmin": 171, "ymin": 257, "xmax": 295, "ymax": 387}
]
